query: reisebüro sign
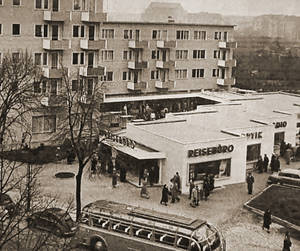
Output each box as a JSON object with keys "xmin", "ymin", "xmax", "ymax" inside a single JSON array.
[{"xmin": 188, "ymin": 144, "xmax": 234, "ymax": 158}]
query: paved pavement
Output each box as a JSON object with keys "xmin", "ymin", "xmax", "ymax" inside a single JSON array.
[{"xmin": 37, "ymin": 158, "xmax": 300, "ymax": 250}]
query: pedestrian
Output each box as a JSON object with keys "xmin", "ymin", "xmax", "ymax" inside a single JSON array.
[
  {"xmin": 170, "ymin": 179, "xmax": 180, "ymax": 203},
  {"xmin": 91, "ymin": 155, "xmax": 97, "ymax": 174},
  {"xmin": 140, "ymin": 180, "xmax": 150, "ymax": 199},
  {"xmin": 263, "ymin": 154, "xmax": 269, "ymax": 172},
  {"xmin": 188, "ymin": 179, "xmax": 195, "ymax": 200},
  {"xmin": 203, "ymin": 176, "xmax": 210, "ymax": 201},
  {"xmin": 285, "ymin": 145, "xmax": 292, "ymax": 165},
  {"xmin": 208, "ymin": 174, "xmax": 215, "ymax": 191},
  {"xmin": 256, "ymin": 156, "xmax": 263, "ymax": 173},
  {"xmin": 246, "ymin": 172, "xmax": 255, "ymax": 195},
  {"xmin": 196, "ymin": 185, "xmax": 200, "ymax": 206},
  {"xmin": 282, "ymin": 231, "xmax": 292, "ymax": 251},
  {"xmin": 190, "ymin": 185, "xmax": 198, "ymax": 207},
  {"xmin": 174, "ymin": 172, "xmax": 181, "ymax": 194},
  {"xmin": 112, "ymin": 168, "xmax": 117, "ymax": 188},
  {"xmin": 262, "ymin": 208, "xmax": 272, "ymax": 233},
  {"xmin": 149, "ymin": 166, "xmax": 155, "ymax": 186},
  {"xmin": 143, "ymin": 169, "xmax": 149, "ymax": 183},
  {"xmin": 160, "ymin": 184, "xmax": 168, "ymax": 205},
  {"xmin": 270, "ymin": 154, "xmax": 276, "ymax": 173},
  {"xmin": 199, "ymin": 182, "xmax": 204, "ymax": 201},
  {"xmin": 274, "ymin": 156, "xmax": 281, "ymax": 172}
]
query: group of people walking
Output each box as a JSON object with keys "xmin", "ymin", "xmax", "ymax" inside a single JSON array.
[
  {"xmin": 160, "ymin": 172, "xmax": 181, "ymax": 205},
  {"xmin": 256, "ymin": 153, "xmax": 281, "ymax": 173},
  {"xmin": 189, "ymin": 174, "xmax": 214, "ymax": 207}
]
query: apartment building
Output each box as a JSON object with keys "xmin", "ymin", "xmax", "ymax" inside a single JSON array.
[{"xmin": 0, "ymin": 0, "xmax": 237, "ymax": 145}]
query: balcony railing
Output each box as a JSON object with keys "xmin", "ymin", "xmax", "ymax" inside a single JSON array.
[
  {"xmin": 128, "ymin": 61, "xmax": 148, "ymax": 70},
  {"xmin": 128, "ymin": 40, "xmax": 149, "ymax": 49},
  {"xmin": 217, "ymin": 59, "xmax": 237, "ymax": 68},
  {"xmin": 43, "ymin": 39, "xmax": 69, "ymax": 50},
  {"xmin": 80, "ymin": 39, "xmax": 106, "ymax": 50},
  {"xmin": 156, "ymin": 40, "xmax": 176, "ymax": 49},
  {"xmin": 79, "ymin": 66, "xmax": 105, "ymax": 77},
  {"xmin": 217, "ymin": 78, "xmax": 236, "ymax": 86},
  {"xmin": 218, "ymin": 41, "xmax": 237, "ymax": 49},
  {"xmin": 156, "ymin": 60, "xmax": 175, "ymax": 69},
  {"xmin": 127, "ymin": 81, "xmax": 147, "ymax": 91},
  {"xmin": 81, "ymin": 12, "xmax": 107, "ymax": 22},
  {"xmin": 155, "ymin": 80, "xmax": 174, "ymax": 89},
  {"xmin": 42, "ymin": 67, "xmax": 64, "ymax": 79},
  {"xmin": 43, "ymin": 10, "xmax": 67, "ymax": 22}
]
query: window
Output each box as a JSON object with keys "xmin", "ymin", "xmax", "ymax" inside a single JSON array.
[
  {"xmin": 213, "ymin": 50, "xmax": 220, "ymax": 59},
  {"xmin": 87, "ymin": 79, "xmax": 93, "ymax": 95},
  {"xmin": 122, "ymin": 71, "xmax": 131, "ymax": 81},
  {"xmin": 247, "ymin": 144, "xmax": 261, "ymax": 162},
  {"xmin": 42, "ymin": 52, "xmax": 48, "ymax": 65},
  {"xmin": 151, "ymin": 50, "xmax": 160, "ymax": 60},
  {"xmin": 35, "ymin": 25, "xmax": 48, "ymax": 37},
  {"xmin": 101, "ymin": 50, "xmax": 114, "ymax": 61},
  {"xmin": 12, "ymin": 52, "xmax": 19, "ymax": 61},
  {"xmin": 13, "ymin": 0, "xmax": 20, "ymax": 6},
  {"xmin": 33, "ymin": 81, "xmax": 41, "ymax": 93},
  {"xmin": 189, "ymin": 159, "xmax": 231, "ymax": 181},
  {"xmin": 34, "ymin": 53, "xmax": 42, "ymax": 65},
  {"xmin": 192, "ymin": 50, "xmax": 205, "ymax": 59},
  {"xmin": 194, "ymin": 31, "xmax": 206, "ymax": 40},
  {"xmin": 44, "ymin": 115, "xmax": 56, "ymax": 132},
  {"xmin": 32, "ymin": 115, "xmax": 56, "ymax": 133},
  {"xmin": 214, "ymin": 31, "xmax": 222, "ymax": 40},
  {"xmin": 212, "ymin": 69, "xmax": 219, "ymax": 77},
  {"xmin": 150, "ymin": 70, "xmax": 159, "ymax": 80},
  {"xmin": 72, "ymin": 80, "xmax": 78, "ymax": 91},
  {"xmin": 50, "ymin": 80, "xmax": 57, "ymax": 95},
  {"xmin": 175, "ymin": 50, "xmax": 188, "ymax": 60},
  {"xmin": 152, "ymin": 30, "xmax": 161, "ymax": 40},
  {"xmin": 32, "ymin": 116, "xmax": 43, "ymax": 133},
  {"xmin": 224, "ymin": 31, "xmax": 228, "ymax": 41},
  {"xmin": 73, "ymin": 0, "xmax": 86, "ymax": 11},
  {"xmin": 175, "ymin": 69, "xmax": 187, "ymax": 79},
  {"xmin": 192, "ymin": 69, "xmax": 204, "ymax": 78},
  {"xmin": 0, "ymin": 24, "xmax": 2, "ymax": 35},
  {"xmin": 123, "ymin": 50, "xmax": 132, "ymax": 60},
  {"xmin": 106, "ymin": 71, "xmax": 113, "ymax": 81},
  {"xmin": 72, "ymin": 52, "xmax": 84, "ymax": 65},
  {"xmin": 123, "ymin": 29, "xmax": 133, "ymax": 39},
  {"xmin": 35, "ymin": 0, "xmax": 48, "ymax": 9},
  {"xmin": 274, "ymin": 132, "xmax": 285, "ymax": 146},
  {"xmin": 102, "ymin": 29, "xmax": 114, "ymax": 39},
  {"xmin": 176, "ymin": 30, "xmax": 189, "ymax": 40},
  {"xmin": 12, "ymin": 24, "xmax": 20, "ymax": 35},
  {"xmin": 73, "ymin": 25, "xmax": 84, "ymax": 38}
]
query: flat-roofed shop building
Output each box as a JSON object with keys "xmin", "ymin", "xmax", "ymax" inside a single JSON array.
[
  {"xmin": 0, "ymin": 0, "xmax": 236, "ymax": 145},
  {"xmin": 100, "ymin": 92, "xmax": 300, "ymax": 192}
]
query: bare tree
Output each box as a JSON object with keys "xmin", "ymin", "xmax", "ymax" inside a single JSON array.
[{"xmin": 53, "ymin": 66, "xmax": 104, "ymax": 221}]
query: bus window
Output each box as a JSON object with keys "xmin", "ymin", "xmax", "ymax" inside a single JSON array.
[
  {"xmin": 176, "ymin": 236, "xmax": 190, "ymax": 249},
  {"xmin": 154, "ymin": 231, "xmax": 175, "ymax": 246},
  {"xmin": 111, "ymin": 221, "xmax": 130, "ymax": 235},
  {"xmin": 133, "ymin": 226, "xmax": 152, "ymax": 240},
  {"xmin": 190, "ymin": 240, "xmax": 201, "ymax": 251}
]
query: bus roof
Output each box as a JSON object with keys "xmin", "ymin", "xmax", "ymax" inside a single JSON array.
[{"xmin": 83, "ymin": 200, "xmax": 206, "ymax": 231}]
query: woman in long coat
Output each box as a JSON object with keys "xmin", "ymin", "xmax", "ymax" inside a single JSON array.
[
  {"xmin": 160, "ymin": 184, "xmax": 169, "ymax": 205},
  {"xmin": 262, "ymin": 208, "xmax": 272, "ymax": 233}
]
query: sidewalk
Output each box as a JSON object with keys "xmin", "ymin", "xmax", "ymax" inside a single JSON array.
[{"xmin": 37, "ymin": 158, "xmax": 300, "ymax": 250}]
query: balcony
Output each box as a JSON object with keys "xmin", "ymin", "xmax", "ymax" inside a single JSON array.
[
  {"xmin": 42, "ymin": 68, "xmax": 64, "ymax": 79},
  {"xmin": 80, "ymin": 39, "xmax": 106, "ymax": 50},
  {"xmin": 128, "ymin": 40, "xmax": 149, "ymax": 49},
  {"xmin": 156, "ymin": 40, "xmax": 176, "ymax": 49},
  {"xmin": 217, "ymin": 59, "xmax": 237, "ymax": 68},
  {"xmin": 218, "ymin": 41, "xmax": 237, "ymax": 49},
  {"xmin": 217, "ymin": 78, "xmax": 236, "ymax": 86},
  {"xmin": 128, "ymin": 61, "xmax": 148, "ymax": 70},
  {"xmin": 43, "ymin": 39, "xmax": 69, "ymax": 50},
  {"xmin": 127, "ymin": 81, "xmax": 147, "ymax": 91},
  {"xmin": 156, "ymin": 60, "xmax": 175, "ymax": 69},
  {"xmin": 81, "ymin": 12, "xmax": 107, "ymax": 22},
  {"xmin": 43, "ymin": 10, "xmax": 67, "ymax": 22},
  {"xmin": 79, "ymin": 66, "xmax": 105, "ymax": 77},
  {"xmin": 155, "ymin": 80, "xmax": 174, "ymax": 89}
]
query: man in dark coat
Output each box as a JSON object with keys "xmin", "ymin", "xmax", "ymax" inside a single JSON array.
[
  {"xmin": 246, "ymin": 172, "xmax": 255, "ymax": 195},
  {"xmin": 208, "ymin": 174, "xmax": 215, "ymax": 191},
  {"xmin": 174, "ymin": 172, "xmax": 181, "ymax": 194},
  {"xmin": 270, "ymin": 154, "xmax": 276, "ymax": 173},
  {"xmin": 274, "ymin": 156, "xmax": 281, "ymax": 172},
  {"xmin": 203, "ymin": 176, "xmax": 210, "ymax": 201},
  {"xmin": 262, "ymin": 208, "xmax": 272, "ymax": 233},
  {"xmin": 263, "ymin": 154, "xmax": 269, "ymax": 172},
  {"xmin": 256, "ymin": 156, "xmax": 263, "ymax": 173},
  {"xmin": 160, "ymin": 184, "xmax": 169, "ymax": 206},
  {"xmin": 282, "ymin": 231, "xmax": 292, "ymax": 251}
]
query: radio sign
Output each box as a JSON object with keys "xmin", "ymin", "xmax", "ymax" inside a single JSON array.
[
  {"xmin": 188, "ymin": 144, "xmax": 234, "ymax": 158},
  {"xmin": 273, "ymin": 121, "xmax": 287, "ymax": 129}
]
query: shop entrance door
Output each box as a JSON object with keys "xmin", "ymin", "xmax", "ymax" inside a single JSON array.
[{"xmin": 274, "ymin": 132, "xmax": 285, "ymax": 146}]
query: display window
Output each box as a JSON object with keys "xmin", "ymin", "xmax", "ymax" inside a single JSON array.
[
  {"xmin": 189, "ymin": 159, "xmax": 231, "ymax": 182},
  {"xmin": 274, "ymin": 132, "xmax": 285, "ymax": 146},
  {"xmin": 246, "ymin": 144, "xmax": 261, "ymax": 162}
]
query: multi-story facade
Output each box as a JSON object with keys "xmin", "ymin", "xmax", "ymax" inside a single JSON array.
[{"xmin": 0, "ymin": 0, "xmax": 237, "ymax": 145}]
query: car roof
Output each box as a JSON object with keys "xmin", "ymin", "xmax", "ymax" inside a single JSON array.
[{"xmin": 279, "ymin": 169, "xmax": 300, "ymax": 175}]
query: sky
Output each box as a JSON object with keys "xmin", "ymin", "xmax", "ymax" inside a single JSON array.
[{"xmin": 103, "ymin": 0, "xmax": 300, "ymax": 16}]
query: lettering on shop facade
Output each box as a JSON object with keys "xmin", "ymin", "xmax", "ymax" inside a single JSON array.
[
  {"xmin": 273, "ymin": 121, "xmax": 287, "ymax": 129},
  {"xmin": 102, "ymin": 131, "xmax": 136, "ymax": 149},
  {"xmin": 242, "ymin": 132, "xmax": 262, "ymax": 140},
  {"xmin": 188, "ymin": 144, "xmax": 234, "ymax": 158}
]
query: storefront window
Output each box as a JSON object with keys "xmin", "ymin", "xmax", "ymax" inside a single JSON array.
[
  {"xmin": 246, "ymin": 144, "xmax": 261, "ymax": 162},
  {"xmin": 274, "ymin": 132, "xmax": 285, "ymax": 146},
  {"xmin": 189, "ymin": 159, "xmax": 231, "ymax": 182}
]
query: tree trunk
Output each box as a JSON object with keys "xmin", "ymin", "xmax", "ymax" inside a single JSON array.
[{"xmin": 76, "ymin": 162, "xmax": 84, "ymax": 222}]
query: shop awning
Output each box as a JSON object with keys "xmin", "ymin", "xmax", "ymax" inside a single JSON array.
[{"xmin": 102, "ymin": 139, "xmax": 166, "ymax": 160}]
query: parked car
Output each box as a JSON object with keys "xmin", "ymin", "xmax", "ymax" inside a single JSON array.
[
  {"xmin": 0, "ymin": 193, "xmax": 17, "ymax": 217},
  {"xmin": 27, "ymin": 208, "xmax": 77, "ymax": 237},
  {"xmin": 267, "ymin": 168, "xmax": 300, "ymax": 187}
]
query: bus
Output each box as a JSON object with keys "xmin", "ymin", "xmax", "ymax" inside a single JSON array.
[{"xmin": 78, "ymin": 200, "xmax": 226, "ymax": 251}]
